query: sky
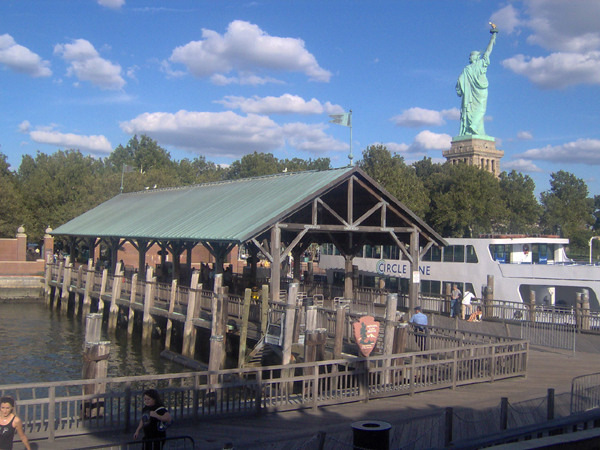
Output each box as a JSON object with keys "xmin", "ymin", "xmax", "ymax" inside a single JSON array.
[{"xmin": 1, "ymin": 0, "xmax": 600, "ymax": 198}]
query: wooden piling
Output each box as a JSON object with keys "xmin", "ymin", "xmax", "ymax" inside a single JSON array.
[
  {"xmin": 82, "ymin": 260, "xmax": 94, "ymax": 319},
  {"xmin": 182, "ymin": 273, "xmax": 200, "ymax": 358},
  {"xmin": 282, "ymin": 283, "xmax": 299, "ymax": 365},
  {"xmin": 164, "ymin": 279, "xmax": 178, "ymax": 350},
  {"xmin": 238, "ymin": 288, "xmax": 252, "ymax": 368},
  {"xmin": 141, "ymin": 267, "xmax": 155, "ymax": 346},
  {"xmin": 333, "ymin": 305, "xmax": 346, "ymax": 359},
  {"xmin": 127, "ymin": 273, "xmax": 137, "ymax": 336},
  {"xmin": 82, "ymin": 313, "xmax": 110, "ymax": 419},
  {"xmin": 61, "ymin": 257, "xmax": 72, "ymax": 314},
  {"xmin": 209, "ymin": 275, "xmax": 225, "ymax": 386},
  {"xmin": 261, "ymin": 284, "xmax": 269, "ymax": 337},
  {"xmin": 98, "ymin": 268, "xmax": 108, "ymax": 313},
  {"xmin": 108, "ymin": 262, "xmax": 123, "ymax": 332}
]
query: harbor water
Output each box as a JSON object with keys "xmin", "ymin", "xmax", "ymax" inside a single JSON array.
[{"xmin": 0, "ymin": 300, "xmax": 186, "ymax": 386}]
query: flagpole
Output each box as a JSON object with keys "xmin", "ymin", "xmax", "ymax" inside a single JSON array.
[
  {"xmin": 349, "ymin": 109, "xmax": 353, "ymax": 166},
  {"xmin": 120, "ymin": 164, "xmax": 125, "ymax": 194}
]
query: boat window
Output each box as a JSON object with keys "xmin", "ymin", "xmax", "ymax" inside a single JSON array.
[
  {"xmin": 363, "ymin": 245, "xmax": 382, "ymax": 259},
  {"xmin": 422, "ymin": 246, "xmax": 442, "ymax": 262},
  {"xmin": 421, "ymin": 280, "xmax": 441, "ymax": 295},
  {"xmin": 489, "ymin": 244, "xmax": 509, "ymax": 263},
  {"xmin": 360, "ymin": 274, "xmax": 375, "ymax": 288},
  {"xmin": 443, "ymin": 245, "xmax": 465, "ymax": 263},
  {"xmin": 382, "ymin": 245, "xmax": 400, "ymax": 260},
  {"xmin": 332, "ymin": 271, "xmax": 345, "ymax": 286},
  {"xmin": 466, "ymin": 245, "xmax": 478, "ymax": 263},
  {"xmin": 321, "ymin": 243, "xmax": 340, "ymax": 256}
]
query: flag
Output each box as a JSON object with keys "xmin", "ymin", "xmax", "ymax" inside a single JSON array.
[
  {"xmin": 329, "ymin": 112, "xmax": 351, "ymax": 127},
  {"xmin": 122, "ymin": 164, "xmax": 135, "ymax": 173}
]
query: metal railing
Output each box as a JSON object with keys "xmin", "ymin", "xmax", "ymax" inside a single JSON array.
[
  {"xmin": 73, "ymin": 435, "xmax": 195, "ymax": 450},
  {"xmin": 571, "ymin": 372, "xmax": 600, "ymax": 414}
]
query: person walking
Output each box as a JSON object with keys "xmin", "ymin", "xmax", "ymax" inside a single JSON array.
[
  {"xmin": 134, "ymin": 389, "xmax": 172, "ymax": 450},
  {"xmin": 462, "ymin": 289, "xmax": 475, "ymax": 319},
  {"xmin": 0, "ymin": 396, "xmax": 32, "ymax": 450}
]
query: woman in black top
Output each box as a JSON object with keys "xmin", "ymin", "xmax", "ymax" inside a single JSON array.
[
  {"xmin": 134, "ymin": 389, "xmax": 171, "ymax": 450},
  {"xmin": 0, "ymin": 396, "xmax": 31, "ymax": 450}
]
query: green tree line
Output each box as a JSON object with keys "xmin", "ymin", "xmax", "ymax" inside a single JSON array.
[{"xmin": 1, "ymin": 137, "xmax": 598, "ymax": 258}]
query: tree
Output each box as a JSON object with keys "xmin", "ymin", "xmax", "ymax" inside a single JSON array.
[
  {"xmin": 227, "ymin": 152, "xmax": 283, "ymax": 179},
  {"xmin": 425, "ymin": 163, "xmax": 506, "ymax": 237},
  {"xmin": 498, "ymin": 170, "xmax": 541, "ymax": 234},
  {"xmin": 0, "ymin": 153, "xmax": 26, "ymax": 238},
  {"xmin": 540, "ymin": 171, "xmax": 594, "ymax": 249},
  {"xmin": 17, "ymin": 150, "xmax": 116, "ymax": 241},
  {"xmin": 357, "ymin": 145, "xmax": 429, "ymax": 217},
  {"xmin": 177, "ymin": 156, "xmax": 224, "ymax": 185}
]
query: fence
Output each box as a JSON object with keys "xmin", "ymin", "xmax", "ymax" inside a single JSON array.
[
  {"xmin": 571, "ymin": 372, "xmax": 600, "ymax": 414},
  {"xmin": 74, "ymin": 436, "xmax": 195, "ymax": 450},
  {"xmin": 520, "ymin": 320, "xmax": 577, "ymax": 352},
  {"xmin": 1, "ymin": 335, "xmax": 527, "ymax": 442}
]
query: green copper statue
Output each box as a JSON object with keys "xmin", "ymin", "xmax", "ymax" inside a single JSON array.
[{"xmin": 456, "ymin": 24, "xmax": 499, "ymax": 137}]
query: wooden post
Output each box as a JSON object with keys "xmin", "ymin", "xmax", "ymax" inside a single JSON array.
[
  {"xmin": 382, "ymin": 293, "xmax": 398, "ymax": 385},
  {"xmin": 44, "ymin": 260, "xmax": 52, "ymax": 306},
  {"xmin": 408, "ymin": 230, "xmax": 419, "ymax": 312},
  {"xmin": 82, "ymin": 313, "xmax": 110, "ymax": 419},
  {"xmin": 444, "ymin": 407, "xmax": 453, "ymax": 447},
  {"xmin": 221, "ymin": 285, "xmax": 230, "ymax": 369},
  {"xmin": 127, "ymin": 273, "xmax": 138, "ymax": 336},
  {"xmin": 238, "ymin": 288, "xmax": 252, "ymax": 368},
  {"xmin": 141, "ymin": 267, "xmax": 155, "ymax": 346},
  {"xmin": 582, "ymin": 289, "xmax": 590, "ymax": 331},
  {"xmin": 261, "ymin": 284, "xmax": 269, "ymax": 337},
  {"xmin": 333, "ymin": 305, "xmax": 346, "ymax": 359},
  {"xmin": 82, "ymin": 260, "xmax": 94, "ymax": 319},
  {"xmin": 282, "ymin": 283, "xmax": 299, "ymax": 365},
  {"xmin": 547, "ymin": 388, "xmax": 555, "ymax": 421},
  {"xmin": 164, "ymin": 279, "xmax": 178, "ymax": 350},
  {"xmin": 98, "ymin": 268, "xmax": 108, "ymax": 313},
  {"xmin": 182, "ymin": 272, "xmax": 200, "ymax": 358},
  {"xmin": 61, "ymin": 257, "xmax": 72, "ymax": 314},
  {"xmin": 108, "ymin": 262, "xmax": 123, "ymax": 332},
  {"xmin": 500, "ymin": 397, "xmax": 508, "ymax": 430},
  {"xmin": 208, "ymin": 275, "xmax": 225, "ymax": 386},
  {"xmin": 270, "ymin": 225, "xmax": 281, "ymax": 302},
  {"xmin": 344, "ymin": 256, "xmax": 353, "ymax": 300}
]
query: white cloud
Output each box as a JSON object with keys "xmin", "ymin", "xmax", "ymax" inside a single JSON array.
[
  {"xmin": 524, "ymin": 0, "xmax": 600, "ymax": 53},
  {"xmin": 209, "ymin": 73, "xmax": 284, "ymax": 86},
  {"xmin": 502, "ymin": 51, "xmax": 600, "ymax": 89},
  {"xmin": 517, "ymin": 131, "xmax": 533, "ymax": 140},
  {"xmin": 499, "ymin": 1, "xmax": 600, "ymax": 89},
  {"xmin": 379, "ymin": 142, "xmax": 410, "ymax": 154},
  {"xmin": 282, "ymin": 123, "xmax": 348, "ymax": 154},
  {"xmin": 169, "ymin": 20, "xmax": 332, "ymax": 83},
  {"xmin": 490, "ymin": 4, "xmax": 521, "ymax": 35},
  {"xmin": 54, "ymin": 39, "xmax": 125, "ymax": 90},
  {"xmin": 97, "ymin": 0, "xmax": 125, "ymax": 9},
  {"xmin": 503, "ymin": 159, "xmax": 544, "ymax": 173},
  {"xmin": 120, "ymin": 110, "xmax": 347, "ymax": 157},
  {"xmin": 409, "ymin": 130, "xmax": 452, "ymax": 152},
  {"xmin": 0, "ymin": 34, "xmax": 51, "ymax": 77},
  {"xmin": 516, "ymin": 138, "xmax": 600, "ymax": 165},
  {"xmin": 25, "ymin": 124, "xmax": 112, "ymax": 154},
  {"xmin": 391, "ymin": 107, "xmax": 458, "ymax": 128},
  {"xmin": 215, "ymin": 94, "xmax": 344, "ymax": 115}
]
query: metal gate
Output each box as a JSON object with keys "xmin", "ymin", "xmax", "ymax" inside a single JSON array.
[{"xmin": 520, "ymin": 320, "xmax": 576, "ymax": 353}]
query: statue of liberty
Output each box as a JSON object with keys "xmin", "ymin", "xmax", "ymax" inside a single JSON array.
[{"xmin": 456, "ymin": 24, "xmax": 499, "ymax": 137}]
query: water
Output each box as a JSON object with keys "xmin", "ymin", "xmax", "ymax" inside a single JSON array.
[{"xmin": 0, "ymin": 301, "xmax": 186, "ymax": 386}]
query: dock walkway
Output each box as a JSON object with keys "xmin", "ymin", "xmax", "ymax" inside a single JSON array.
[{"xmin": 36, "ymin": 347, "xmax": 599, "ymax": 450}]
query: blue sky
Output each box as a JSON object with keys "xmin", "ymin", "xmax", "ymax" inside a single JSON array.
[{"xmin": 1, "ymin": 0, "xmax": 600, "ymax": 197}]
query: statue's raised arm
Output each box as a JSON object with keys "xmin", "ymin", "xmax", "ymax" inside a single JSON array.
[{"xmin": 455, "ymin": 25, "xmax": 498, "ymax": 137}]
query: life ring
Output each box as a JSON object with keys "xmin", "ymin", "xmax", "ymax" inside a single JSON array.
[{"xmin": 523, "ymin": 244, "xmax": 530, "ymax": 255}]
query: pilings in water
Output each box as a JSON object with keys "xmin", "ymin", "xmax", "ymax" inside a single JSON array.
[{"xmin": 82, "ymin": 313, "xmax": 110, "ymax": 418}]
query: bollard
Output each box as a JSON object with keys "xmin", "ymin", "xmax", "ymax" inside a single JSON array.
[{"xmin": 351, "ymin": 420, "xmax": 391, "ymax": 450}]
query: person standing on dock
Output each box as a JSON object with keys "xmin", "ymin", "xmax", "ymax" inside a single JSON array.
[
  {"xmin": 134, "ymin": 389, "xmax": 172, "ymax": 450},
  {"xmin": 450, "ymin": 284, "xmax": 461, "ymax": 318},
  {"xmin": 0, "ymin": 396, "xmax": 32, "ymax": 450}
]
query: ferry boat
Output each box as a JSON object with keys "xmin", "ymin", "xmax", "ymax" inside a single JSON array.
[{"xmin": 318, "ymin": 235, "xmax": 600, "ymax": 311}]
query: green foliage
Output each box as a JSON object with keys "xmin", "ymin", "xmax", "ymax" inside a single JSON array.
[
  {"xmin": 424, "ymin": 163, "xmax": 507, "ymax": 237},
  {"xmin": 498, "ymin": 170, "xmax": 542, "ymax": 234},
  {"xmin": 0, "ymin": 153, "xmax": 26, "ymax": 238},
  {"xmin": 357, "ymin": 145, "xmax": 429, "ymax": 217},
  {"xmin": 540, "ymin": 171, "xmax": 594, "ymax": 251}
]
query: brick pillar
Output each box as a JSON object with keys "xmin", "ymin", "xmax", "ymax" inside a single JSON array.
[
  {"xmin": 16, "ymin": 226, "xmax": 27, "ymax": 261},
  {"xmin": 44, "ymin": 227, "xmax": 55, "ymax": 263}
]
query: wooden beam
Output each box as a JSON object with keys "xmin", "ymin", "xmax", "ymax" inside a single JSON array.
[
  {"xmin": 389, "ymin": 231, "xmax": 412, "ymax": 264},
  {"xmin": 353, "ymin": 201, "xmax": 384, "ymax": 227},
  {"xmin": 251, "ymin": 237, "xmax": 273, "ymax": 263},
  {"xmin": 280, "ymin": 227, "xmax": 309, "ymax": 264},
  {"xmin": 347, "ymin": 176, "xmax": 353, "ymax": 226},
  {"xmin": 317, "ymin": 198, "xmax": 350, "ymax": 227}
]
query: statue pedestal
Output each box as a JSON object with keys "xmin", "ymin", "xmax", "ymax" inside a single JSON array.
[{"xmin": 443, "ymin": 135, "xmax": 504, "ymax": 177}]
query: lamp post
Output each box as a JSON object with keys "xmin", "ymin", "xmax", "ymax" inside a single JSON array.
[{"xmin": 589, "ymin": 236, "xmax": 600, "ymax": 264}]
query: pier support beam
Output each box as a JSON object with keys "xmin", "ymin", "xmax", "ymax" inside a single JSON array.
[
  {"xmin": 127, "ymin": 273, "xmax": 137, "ymax": 336},
  {"xmin": 164, "ymin": 279, "xmax": 178, "ymax": 350},
  {"xmin": 61, "ymin": 257, "xmax": 72, "ymax": 315},
  {"xmin": 182, "ymin": 273, "xmax": 200, "ymax": 358},
  {"xmin": 82, "ymin": 259, "xmax": 94, "ymax": 319},
  {"xmin": 108, "ymin": 262, "xmax": 123, "ymax": 332},
  {"xmin": 82, "ymin": 313, "xmax": 110, "ymax": 419},
  {"xmin": 142, "ymin": 267, "xmax": 155, "ymax": 346}
]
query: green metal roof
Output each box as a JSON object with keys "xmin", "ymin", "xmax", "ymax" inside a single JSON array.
[{"xmin": 52, "ymin": 167, "xmax": 357, "ymax": 243}]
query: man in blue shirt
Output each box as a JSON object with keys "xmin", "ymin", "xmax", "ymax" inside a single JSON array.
[{"xmin": 409, "ymin": 306, "xmax": 428, "ymax": 326}]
